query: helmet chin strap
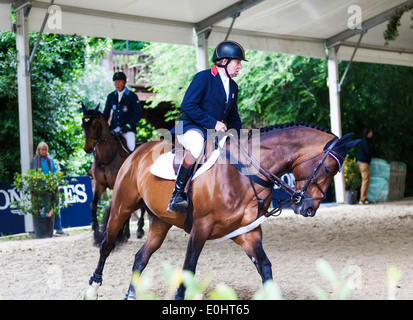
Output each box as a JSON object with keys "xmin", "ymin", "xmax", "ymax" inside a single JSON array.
[{"xmin": 216, "ymin": 58, "xmax": 232, "ymax": 79}]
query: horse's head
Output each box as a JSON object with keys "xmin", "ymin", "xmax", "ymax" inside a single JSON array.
[
  {"xmin": 290, "ymin": 133, "xmax": 360, "ymax": 217},
  {"xmin": 81, "ymin": 103, "xmax": 102, "ymax": 154}
]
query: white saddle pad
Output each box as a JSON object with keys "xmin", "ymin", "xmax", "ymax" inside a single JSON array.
[{"xmin": 150, "ymin": 136, "xmax": 228, "ymax": 181}]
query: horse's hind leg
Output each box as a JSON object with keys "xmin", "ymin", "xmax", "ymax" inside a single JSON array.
[
  {"xmin": 125, "ymin": 212, "xmax": 171, "ymax": 300},
  {"xmin": 233, "ymin": 228, "xmax": 273, "ymax": 284},
  {"xmin": 137, "ymin": 208, "xmax": 145, "ymax": 239}
]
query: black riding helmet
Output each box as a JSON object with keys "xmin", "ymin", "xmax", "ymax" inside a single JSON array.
[
  {"xmin": 212, "ymin": 40, "xmax": 247, "ymax": 62},
  {"xmin": 212, "ymin": 40, "xmax": 247, "ymax": 78},
  {"xmin": 113, "ymin": 71, "xmax": 127, "ymax": 82}
]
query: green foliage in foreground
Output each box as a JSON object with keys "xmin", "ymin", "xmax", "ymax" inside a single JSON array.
[{"xmin": 130, "ymin": 259, "xmax": 402, "ymax": 300}]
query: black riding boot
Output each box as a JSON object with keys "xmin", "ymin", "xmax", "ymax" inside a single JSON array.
[{"xmin": 167, "ymin": 163, "xmax": 193, "ymax": 214}]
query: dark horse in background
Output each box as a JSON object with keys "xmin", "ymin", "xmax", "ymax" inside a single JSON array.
[
  {"xmin": 81, "ymin": 103, "xmax": 145, "ymax": 244},
  {"xmin": 85, "ymin": 122, "xmax": 359, "ymax": 299}
]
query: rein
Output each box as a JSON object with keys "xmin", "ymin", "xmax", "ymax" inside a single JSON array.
[{"xmin": 224, "ymin": 133, "xmax": 341, "ymax": 218}]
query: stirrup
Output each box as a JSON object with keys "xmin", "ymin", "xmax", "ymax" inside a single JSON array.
[{"xmin": 167, "ymin": 195, "xmax": 188, "ymax": 214}]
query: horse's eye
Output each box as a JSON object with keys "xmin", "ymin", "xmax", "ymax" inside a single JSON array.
[{"xmin": 324, "ymin": 166, "xmax": 331, "ymax": 174}]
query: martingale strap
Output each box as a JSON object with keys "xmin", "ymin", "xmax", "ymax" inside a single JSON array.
[{"xmin": 225, "ymin": 150, "xmax": 273, "ymax": 188}]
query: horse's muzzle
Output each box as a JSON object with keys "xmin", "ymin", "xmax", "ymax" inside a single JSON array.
[
  {"xmin": 84, "ymin": 147, "xmax": 94, "ymax": 154},
  {"xmin": 291, "ymin": 201, "xmax": 316, "ymax": 217}
]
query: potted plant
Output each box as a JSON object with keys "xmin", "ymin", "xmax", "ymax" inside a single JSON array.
[
  {"xmin": 342, "ymin": 156, "xmax": 362, "ymax": 204},
  {"xmin": 12, "ymin": 169, "xmax": 68, "ymax": 238}
]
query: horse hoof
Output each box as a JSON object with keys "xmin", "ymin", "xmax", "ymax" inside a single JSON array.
[
  {"xmin": 124, "ymin": 292, "xmax": 136, "ymax": 300},
  {"xmin": 137, "ymin": 230, "xmax": 145, "ymax": 239},
  {"xmin": 84, "ymin": 281, "xmax": 100, "ymax": 300}
]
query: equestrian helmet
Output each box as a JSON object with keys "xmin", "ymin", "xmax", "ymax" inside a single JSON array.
[
  {"xmin": 212, "ymin": 40, "xmax": 247, "ymax": 62},
  {"xmin": 113, "ymin": 71, "xmax": 127, "ymax": 82}
]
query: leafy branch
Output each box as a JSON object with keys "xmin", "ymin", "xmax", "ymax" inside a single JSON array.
[{"xmin": 383, "ymin": 4, "xmax": 413, "ymax": 45}]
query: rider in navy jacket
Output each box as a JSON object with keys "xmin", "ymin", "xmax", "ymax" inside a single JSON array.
[
  {"xmin": 103, "ymin": 87, "xmax": 141, "ymax": 134},
  {"xmin": 177, "ymin": 64, "xmax": 242, "ymax": 138},
  {"xmin": 103, "ymin": 71, "xmax": 142, "ymax": 152},
  {"xmin": 167, "ymin": 41, "xmax": 246, "ymax": 215}
]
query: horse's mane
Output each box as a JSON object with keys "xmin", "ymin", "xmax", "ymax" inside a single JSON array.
[{"xmin": 248, "ymin": 121, "xmax": 333, "ymax": 139}]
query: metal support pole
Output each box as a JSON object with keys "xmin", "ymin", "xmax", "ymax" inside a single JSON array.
[
  {"xmin": 338, "ymin": 32, "xmax": 365, "ymax": 92},
  {"xmin": 15, "ymin": 3, "xmax": 34, "ymax": 232},
  {"xmin": 28, "ymin": 0, "xmax": 55, "ymax": 72},
  {"xmin": 327, "ymin": 46, "xmax": 345, "ymax": 203},
  {"xmin": 195, "ymin": 29, "xmax": 211, "ymax": 72},
  {"xmin": 224, "ymin": 13, "xmax": 240, "ymax": 41}
]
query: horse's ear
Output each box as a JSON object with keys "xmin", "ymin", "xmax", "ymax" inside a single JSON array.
[
  {"xmin": 94, "ymin": 104, "xmax": 100, "ymax": 114},
  {"xmin": 347, "ymin": 138, "xmax": 361, "ymax": 150},
  {"xmin": 332, "ymin": 133, "xmax": 361, "ymax": 158},
  {"xmin": 81, "ymin": 102, "xmax": 87, "ymax": 114},
  {"xmin": 339, "ymin": 133, "xmax": 354, "ymax": 145}
]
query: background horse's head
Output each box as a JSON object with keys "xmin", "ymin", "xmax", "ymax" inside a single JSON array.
[
  {"xmin": 81, "ymin": 103, "xmax": 103, "ymax": 154},
  {"xmin": 290, "ymin": 133, "xmax": 360, "ymax": 217}
]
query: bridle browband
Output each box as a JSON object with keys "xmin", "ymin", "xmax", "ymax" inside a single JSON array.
[{"xmin": 224, "ymin": 133, "xmax": 342, "ymax": 217}]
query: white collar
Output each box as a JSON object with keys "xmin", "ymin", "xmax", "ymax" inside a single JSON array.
[
  {"xmin": 217, "ymin": 67, "xmax": 229, "ymax": 82},
  {"xmin": 217, "ymin": 67, "xmax": 230, "ymax": 100},
  {"xmin": 117, "ymin": 88, "xmax": 126, "ymax": 102}
]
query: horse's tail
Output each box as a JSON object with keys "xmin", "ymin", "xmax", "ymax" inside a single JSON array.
[{"xmin": 93, "ymin": 204, "xmax": 130, "ymax": 249}]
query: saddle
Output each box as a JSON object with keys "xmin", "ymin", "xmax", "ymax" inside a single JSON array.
[{"xmin": 150, "ymin": 135, "xmax": 228, "ymax": 181}]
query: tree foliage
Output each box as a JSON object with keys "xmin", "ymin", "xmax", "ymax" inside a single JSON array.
[{"xmin": 0, "ymin": 32, "xmax": 112, "ymax": 181}]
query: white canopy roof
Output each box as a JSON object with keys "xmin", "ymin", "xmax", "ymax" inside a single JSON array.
[{"xmin": 1, "ymin": 0, "xmax": 413, "ymax": 66}]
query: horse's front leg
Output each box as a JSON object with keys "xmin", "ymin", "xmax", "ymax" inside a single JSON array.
[
  {"xmin": 175, "ymin": 223, "xmax": 211, "ymax": 300},
  {"xmin": 233, "ymin": 227, "xmax": 273, "ymax": 283},
  {"xmin": 90, "ymin": 180, "xmax": 105, "ymax": 232},
  {"xmin": 84, "ymin": 204, "xmax": 132, "ymax": 300},
  {"xmin": 125, "ymin": 213, "xmax": 171, "ymax": 300}
]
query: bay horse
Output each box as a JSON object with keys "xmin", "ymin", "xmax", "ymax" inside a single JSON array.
[
  {"xmin": 81, "ymin": 103, "xmax": 145, "ymax": 244},
  {"xmin": 85, "ymin": 122, "xmax": 359, "ymax": 299}
]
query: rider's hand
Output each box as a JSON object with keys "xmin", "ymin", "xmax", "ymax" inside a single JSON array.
[
  {"xmin": 121, "ymin": 124, "xmax": 131, "ymax": 133},
  {"xmin": 215, "ymin": 121, "xmax": 227, "ymax": 132}
]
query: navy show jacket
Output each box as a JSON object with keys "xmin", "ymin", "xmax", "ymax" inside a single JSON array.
[
  {"xmin": 103, "ymin": 87, "xmax": 142, "ymax": 133},
  {"xmin": 174, "ymin": 65, "xmax": 242, "ymax": 138}
]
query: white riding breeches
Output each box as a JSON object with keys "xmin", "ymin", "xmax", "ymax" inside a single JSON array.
[
  {"xmin": 123, "ymin": 131, "xmax": 136, "ymax": 151},
  {"xmin": 113, "ymin": 126, "xmax": 135, "ymax": 151},
  {"xmin": 177, "ymin": 130, "xmax": 205, "ymax": 159}
]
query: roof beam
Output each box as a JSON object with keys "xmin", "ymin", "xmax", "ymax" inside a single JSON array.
[
  {"xmin": 195, "ymin": 0, "xmax": 264, "ymax": 34},
  {"xmin": 30, "ymin": 0, "xmax": 194, "ymax": 29},
  {"xmin": 326, "ymin": 0, "xmax": 413, "ymax": 48}
]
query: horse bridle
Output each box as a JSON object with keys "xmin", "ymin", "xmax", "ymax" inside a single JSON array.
[
  {"xmin": 225, "ymin": 134, "xmax": 342, "ymax": 217},
  {"xmin": 290, "ymin": 136, "xmax": 342, "ymax": 203},
  {"xmin": 82, "ymin": 114, "xmax": 106, "ymax": 147}
]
